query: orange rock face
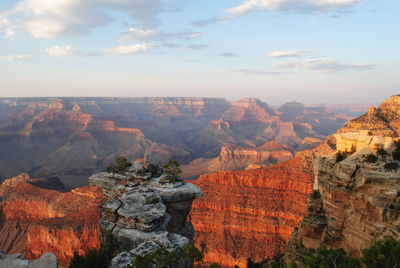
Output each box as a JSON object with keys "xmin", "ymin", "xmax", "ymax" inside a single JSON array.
[
  {"xmin": 190, "ymin": 140, "xmax": 335, "ymax": 267},
  {"xmin": 0, "ymin": 174, "xmax": 102, "ymax": 267}
]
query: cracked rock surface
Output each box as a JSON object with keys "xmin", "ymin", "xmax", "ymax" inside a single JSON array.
[{"xmin": 89, "ymin": 153, "xmax": 203, "ymax": 268}]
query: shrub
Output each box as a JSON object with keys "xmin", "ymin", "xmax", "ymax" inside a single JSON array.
[
  {"xmin": 163, "ymin": 160, "xmax": 182, "ymax": 180},
  {"xmin": 365, "ymin": 154, "xmax": 378, "ymax": 163},
  {"xmin": 128, "ymin": 245, "xmax": 203, "ymax": 268},
  {"xmin": 311, "ymin": 190, "xmax": 321, "ymax": 199},
  {"xmin": 375, "ymin": 145, "xmax": 387, "ymax": 156},
  {"xmin": 107, "ymin": 156, "xmax": 131, "ymax": 174},
  {"xmin": 368, "ymin": 131, "xmax": 373, "ymax": 136},
  {"xmin": 384, "ymin": 162, "xmax": 399, "ymax": 171},
  {"xmin": 392, "ymin": 140, "xmax": 400, "ymax": 161},
  {"xmin": 336, "ymin": 151, "xmax": 347, "ymax": 163},
  {"xmin": 69, "ymin": 232, "xmax": 119, "ymax": 268},
  {"xmin": 362, "ymin": 239, "xmax": 400, "ymax": 268},
  {"xmin": 303, "ymin": 246, "xmax": 360, "ymax": 268}
]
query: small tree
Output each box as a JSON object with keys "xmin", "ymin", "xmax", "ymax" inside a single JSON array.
[
  {"xmin": 392, "ymin": 140, "xmax": 400, "ymax": 161},
  {"xmin": 69, "ymin": 232, "xmax": 119, "ymax": 268},
  {"xmin": 163, "ymin": 160, "xmax": 182, "ymax": 180},
  {"xmin": 365, "ymin": 154, "xmax": 378, "ymax": 163},
  {"xmin": 303, "ymin": 246, "xmax": 360, "ymax": 268},
  {"xmin": 362, "ymin": 239, "xmax": 400, "ymax": 268},
  {"xmin": 336, "ymin": 151, "xmax": 347, "ymax": 163},
  {"xmin": 107, "ymin": 156, "xmax": 131, "ymax": 174}
]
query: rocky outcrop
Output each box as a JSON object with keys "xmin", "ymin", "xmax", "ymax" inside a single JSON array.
[
  {"xmin": 286, "ymin": 95, "xmax": 400, "ymax": 263},
  {"xmin": 89, "ymin": 154, "xmax": 202, "ymax": 268},
  {"xmin": 190, "ymin": 140, "xmax": 335, "ymax": 267},
  {"xmin": 0, "ymin": 174, "xmax": 102, "ymax": 268},
  {"xmin": 0, "ymin": 250, "xmax": 58, "ymax": 268},
  {"xmin": 181, "ymin": 141, "xmax": 294, "ymax": 178}
]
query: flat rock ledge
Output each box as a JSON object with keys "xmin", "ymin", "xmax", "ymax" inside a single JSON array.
[
  {"xmin": 0, "ymin": 251, "xmax": 58, "ymax": 268},
  {"xmin": 89, "ymin": 153, "xmax": 203, "ymax": 268}
]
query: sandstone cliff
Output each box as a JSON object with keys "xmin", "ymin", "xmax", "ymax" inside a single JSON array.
[
  {"xmin": 0, "ymin": 174, "xmax": 102, "ymax": 267},
  {"xmin": 89, "ymin": 154, "xmax": 202, "ymax": 268},
  {"xmin": 285, "ymin": 95, "xmax": 400, "ymax": 263},
  {"xmin": 190, "ymin": 139, "xmax": 335, "ymax": 267}
]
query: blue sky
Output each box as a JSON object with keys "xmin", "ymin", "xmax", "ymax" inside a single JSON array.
[{"xmin": 0, "ymin": 0, "xmax": 399, "ymax": 104}]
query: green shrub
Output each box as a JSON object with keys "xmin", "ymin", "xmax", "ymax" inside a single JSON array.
[
  {"xmin": 365, "ymin": 154, "xmax": 378, "ymax": 163},
  {"xmin": 384, "ymin": 162, "xmax": 398, "ymax": 171},
  {"xmin": 128, "ymin": 245, "xmax": 203, "ymax": 268},
  {"xmin": 107, "ymin": 156, "xmax": 131, "ymax": 174},
  {"xmin": 392, "ymin": 140, "xmax": 400, "ymax": 161},
  {"xmin": 336, "ymin": 151, "xmax": 348, "ymax": 162},
  {"xmin": 375, "ymin": 145, "xmax": 387, "ymax": 156},
  {"xmin": 69, "ymin": 232, "xmax": 119, "ymax": 268},
  {"xmin": 362, "ymin": 239, "xmax": 400, "ymax": 268},
  {"xmin": 303, "ymin": 246, "xmax": 360, "ymax": 268},
  {"xmin": 163, "ymin": 160, "xmax": 182, "ymax": 180}
]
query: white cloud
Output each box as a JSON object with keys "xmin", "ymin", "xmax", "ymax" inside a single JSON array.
[
  {"xmin": 0, "ymin": 0, "xmax": 162, "ymax": 39},
  {"xmin": 46, "ymin": 45, "xmax": 75, "ymax": 57},
  {"xmin": 230, "ymin": 69, "xmax": 285, "ymax": 75},
  {"xmin": 119, "ymin": 28, "xmax": 159, "ymax": 42},
  {"xmin": 0, "ymin": 55, "xmax": 33, "ymax": 62},
  {"xmin": 225, "ymin": 0, "xmax": 364, "ymax": 19},
  {"xmin": 267, "ymin": 50, "xmax": 308, "ymax": 57},
  {"xmin": 278, "ymin": 57, "xmax": 375, "ymax": 72},
  {"xmin": 118, "ymin": 27, "xmax": 201, "ymax": 43},
  {"xmin": 106, "ymin": 44, "xmax": 154, "ymax": 55}
]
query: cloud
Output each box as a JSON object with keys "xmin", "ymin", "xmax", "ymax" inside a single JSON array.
[
  {"xmin": 267, "ymin": 50, "xmax": 308, "ymax": 58},
  {"xmin": 191, "ymin": 17, "xmax": 222, "ymax": 27},
  {"xmin": 106, "ymin": 44, "xmax": 154, "ymax": 55},
  {"xmin": 183, "ymin": 44, "xmax": 209, "ymax": 50},
  {"xmin": 1, "ymin": 0, "xmax": 163, "ymax": 39},
  {"xmin": 0, "ymin": 54, "xmax": 33, "ymax": 62},
  {"xmin": 225, "ymin": 0, "xmax": 364, "ymax": 19},
  {"xmin": 118, "ymin": 27, "xmax": 201, "ymax": 43},
  {"xmin": 220, "ymin": 52, "xmax": 238, "ymax": 57},
  {"xmin": 46, "ymin": 45, "xmax": 76, "ymax": 57},
  {"xmin": 278, "ymin": 57, "xmax": 375, "ymax": 72},
  {"xmin": 230, "ymin": 69, "xmax": 285, "ymax": 75}
]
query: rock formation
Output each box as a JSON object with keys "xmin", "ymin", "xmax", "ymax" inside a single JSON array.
[
  {"xmin": 285, "ymin": 95, "xmax": 400, "ymax": 263},
  {"xmin": 0, "ymin": 250, "xmax": 58, "ymax": 268},
  {"xmin": 88, "ymin": 153, "xmax": 202, "ymax": 268},
  {"xmin": 181, "ymin": 141, "xmax": 294, "ymax": 178},
  {"xmin": 0, "ymin": 174, "xmax": 102, "ymax": 267},
  {"xmin": 0, "ymin": 97, "xmax": 354, "ymax": 187},
  {"xmin": 190, "ymin": 139, "xmax": 335, "ymax": 267}
]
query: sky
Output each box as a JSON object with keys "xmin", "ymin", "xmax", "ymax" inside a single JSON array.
[{"xmin": 0, "ymin": 0, "xmax": 399, "ymax": 105}]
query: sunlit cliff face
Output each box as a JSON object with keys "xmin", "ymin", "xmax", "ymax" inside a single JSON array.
[
  {"xmin": 190, "ymin": 139, "xmax": 335, "ymax": 267},
  {"xmin": 0, "ymin": 174, "xmax": 103, "ymax": 268}
]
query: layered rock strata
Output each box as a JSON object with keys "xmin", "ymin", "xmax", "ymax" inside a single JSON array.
[
  {"xmin": 286, "ymin": 95, "xmax": 400, "ymax": 263},
  {"xmin": 191, "ymin": 139, "xmax": 335, "ymax": 267},
  {"xmin": 0, "ymin": 174, "xmax": 102, "ymax": 267},
  {"xmin": 88, "ymin": 154, "xmax": 202, "ymax": 268}
]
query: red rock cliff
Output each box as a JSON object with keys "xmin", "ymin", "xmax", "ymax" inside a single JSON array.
[
  {"xmin": 190, "ymin": 140, "xmax": 335, "ymax": 267},
  {"xmin": 0, "ymin": 174, "xmax": 102, "ymax": 267}
]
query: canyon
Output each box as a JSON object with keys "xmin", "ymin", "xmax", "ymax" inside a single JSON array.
[
  {"xmin": 0, "ymin": 97, "xmax": 358, "ymax": 188},
  {"xmin": 0, "ymin": 97, "xmax": 376, "ymax": 267},
  {"xmin": 0, "ymin": 174, "xmax": 102, "ymax": 267},
  {"xmin": 190, "ymin": 138, "xmax": 336, "ymax": 266}
]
